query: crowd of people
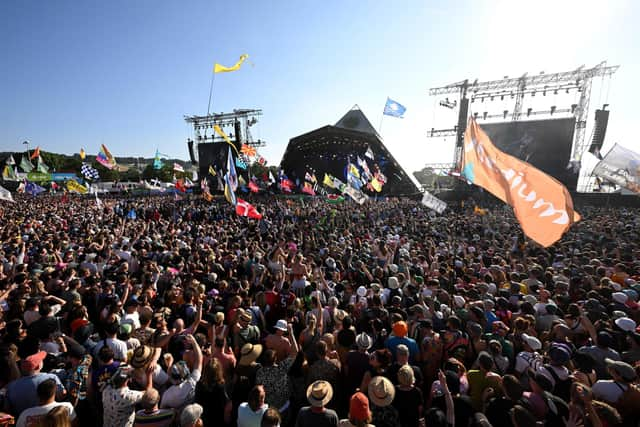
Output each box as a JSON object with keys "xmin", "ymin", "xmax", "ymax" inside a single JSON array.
[{"xmin": 0, "ymin": 192, "xmax": 638, "ymax": 427}]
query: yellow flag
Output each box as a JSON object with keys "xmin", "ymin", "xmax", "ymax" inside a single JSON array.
[
  {"xmin": 323, "ymin": 174, "xmax": 335, "ymax": 188},
  {"xmin": 370, "ymin": 177, "xmax": 382, "ymax": 192},
  {"xmin": 79, "ymin": 148, "xmax": 86, "ymax": 160},
  {"xmin": 214, "ymin": 54, "xmax": 249, "ymax": 73},
  {"xmin": 208, "ymin": 165, "xmax": 216, "ymax": 176},
  {"xmin": 66, "ymin": 180, "xmax": 88, "ymax": 194},
  {"xmin": 213, "ymin": 125, "xmax": 239, "ymax": 155}
]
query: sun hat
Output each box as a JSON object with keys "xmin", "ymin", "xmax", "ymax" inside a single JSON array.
[
  {"xmin": 388, "ymin": 277, "xmax": 399, "ymax": 289},
  {"xmin": 392, "ymin": 321, "xmax": 408, "ymax": 338},
  {"xmin": 180, "ymin": 403, "xmax": 204, "ymax": 427},
  {"xmin": 306, "ymin": 380, "xmax": 333, "ymax": 407},
  {"xmin": 131, "ymin": 345, "xmax": 156, "ymax": 369},
  {"xmin": 357, "ymin": 286, "xmax": 367, "ymax": 297},
  {"xmin": 453, "ymin": 295, "xmax": 465, "ymax": 308},
  {"xmin": 368, "ymin": 376, "xmax": 395, "ymax": 407},
  {"xmin": 371, "ymin": 283, "xmax": 381, "ymax": 293},
  {"xmin": 356, "ymin": 332, "xmax": 373, "ymax": 350},
  {"xmin": 605, "ymin": 358, "xmax": 637, "ymax": 382},
  {"xmin": 238, "ymin": 309, "xmax": 252, "ymax": 323},
  {"xmin": 389, "ymin": 264, "xmax": 399, "ymax": 274},
  {"xmin": 238, "ymin": 343, "xmax": 262, "ymax": 366},
  {"xmin": 21, "ymin": 351, "xmax": 47, "ymax": 372},
  {"xmin": 397, "ymin": 365, "xmax": 415, "ymax": 386},
  {"xmin": 349, "ymin": 392, "xmax": 371, "ymax": 421},
  {"xmin": 522, "ymin": 333, "xmax": 542, "ymax": 351},
  {"xmin": 615, "ymin": 317, "xmax": 637, "ymax": 332},
  {"xmin": 612, "ymin": 292, "xmax": 628, "ymax": 304},
  {"xmin": 274, "ymin": 319, "xmax": 288, "ymax": 331}
]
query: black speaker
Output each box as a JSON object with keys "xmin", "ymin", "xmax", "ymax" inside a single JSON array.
[
  {"xmin": 456, "ymin": 98, "xmax": 470, "ymax": 148},
  {"xmin": 187, "ymin": 139, "xmax": 197, "ymax": 164},
  {"xmin": 234, "ymin": 120, "xmax": 243, "ymax": 148},
  {"xmin": 588, "ymin": 109, "xmax": 609, "ymax": 159}
]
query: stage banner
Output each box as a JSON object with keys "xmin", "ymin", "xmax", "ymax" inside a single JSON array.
[
  {"xmin": 27, "ymin": 171, "xmax": 51, "ymax": 182},
  {"xmin": 421, "ymin": 191, "xmax": 446, "ymax": 214},
  {"xmin": 592, "ymin": 144, "xmax": 640, "ymax": 193},
  {"xmin": 461, "ymin": 118, "xmax": 580, "ymax": 247}
]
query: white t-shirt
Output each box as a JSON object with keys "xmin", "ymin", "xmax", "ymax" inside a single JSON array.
[
  {"xmin": 16, "ymin": 402, "xmax": 76, "ymax": 427},
  {"xmin": 160, "ymin": 368, "xmax": 201, "ymax": 409},
  {"xmin": 237, "ymin": 402, "xmax": 268, "ymax": 427},
  {"xmin": 102, "ymin": 385, "xmax": 144, "ymax": 427},
  {"xmin": 93, "ymin": 337, "xmax": 129, "ymax": 361}
]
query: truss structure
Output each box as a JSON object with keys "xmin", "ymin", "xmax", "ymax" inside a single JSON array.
[
  {"xmin": 426, "ymin": 62, "xmax": 619, "ymax": 190},
  {"xmin": 184, "ymin": 109, "xmax": 266, "ymax": 150}
]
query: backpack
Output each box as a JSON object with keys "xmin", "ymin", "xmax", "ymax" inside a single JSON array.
[
  {"xmin": 443, "ymin": 330, "xmax": 469, "ymax": 361},
  {"xmin": 541, "ymin": 364, "xmax": 572, "ymax": 403},
  {"xmin": 614, "ymin": 382, "xmax": 640, "ymax": 419}
]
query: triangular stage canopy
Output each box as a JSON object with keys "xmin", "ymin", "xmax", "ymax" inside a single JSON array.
[{"xmin": 280, "ymin": 106, "xmax": 418, "ymax": 195}]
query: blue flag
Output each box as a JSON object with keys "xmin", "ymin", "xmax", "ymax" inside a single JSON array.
[
  {"xmin": 25, "ymin": 182, "xmax": 45, "ymax": 196},
  {"xmin": 383, "ymin": 97, "xmax": 406, "ymax": 118}
]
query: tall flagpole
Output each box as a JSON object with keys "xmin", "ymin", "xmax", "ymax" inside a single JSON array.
[
  {"xmin": 206, "ymin": 72, "xmax": 216, "ymax": 117},
  {"xmin": 378, "ymin": 97, "xmax": 387, "ymax": 134}
]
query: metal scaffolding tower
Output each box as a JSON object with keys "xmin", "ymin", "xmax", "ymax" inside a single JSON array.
[{"xmin": 427, "ymin": 62, "xmax": 619, "ymax": 169}]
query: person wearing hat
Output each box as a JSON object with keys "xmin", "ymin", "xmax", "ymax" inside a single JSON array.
[
  {"xmin": 295, "ymin": 380, "xmax": 339, "ymax": 427},
  {"xmin": 514, "ymin": 333, "xmax": 543, "ymax": 383},
  {"xmin": 264, "ymin": 319, "xmax": 293, "ymax": 362},
  {"xmin": 393, "ymin": 365, "xmax": 423, "ymax": 427},
  {"xmin": 160, "ymin": 334, "xmax": 203, "ymax": 410},
  {"xmin": 385, "ymin": 321, "xmax": 419, "ymax": 363},
  {"xmin": 339, "ymin": 392, "xmax": 373, "ymax": 427},
  {"xmin": 622, "ymin": 331, "xmax": 640, "ymax": 365},
  {"xmin": 344, "ymin": 333, "xmax": 373, "ymax": 396},
  {"xmin": 592, "ymin": 358, "xmax": 639, "ymax": 405},
  {"xmin": 102, "ymin": 363, "xmax": 154, "ymax": 427},
  {"xmin": 232, "ymin": 309, "xmax": 261, "ymax": 356},
  {"xmin": 368, "ymin": 376, "xmax": 399, "ymax": 427},
  {"xmin": 578, "ymin": 331, "xmax": 622, "ymax": 378},
  {"xmin": 62, "ymin": 337, "xmax": 93, "ymax": 423},
  {"xmin": 5, "ymin": 350, "xmax": 65, "ymax": 417},
  {"xmin": 130, "ymin": 345, "xmax": 168, "ymax": 390}
]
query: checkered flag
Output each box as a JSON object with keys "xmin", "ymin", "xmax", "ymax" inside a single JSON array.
[{"xmin": 81, "ymin": 163, "xmax": 100, "ymax": 180}]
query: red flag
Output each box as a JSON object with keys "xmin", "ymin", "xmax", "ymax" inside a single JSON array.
[
  {"xmin": 175, "ymin": 179, "xmax": 187, "ymax": 193},
  {"xmin": 240, "ymin": 144, "xmax": 257, "ymax": 157},
  {"xmin": 280, "ymin": 179, "xmax": 293, "ymax": 193},
  {"xmin": 248, "ymin": 181, "xmax": 260, "ymax": 193},
  {"xmin": 236, "ymin": 198, "xmax": 262, "ymax": 219},
  {"xmin": 30, "ymin": 147, "xmax": 40, "ymax": 160}
]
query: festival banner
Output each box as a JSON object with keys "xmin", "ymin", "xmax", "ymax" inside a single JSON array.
[
  {"xmin": 248, "ymin": 181, "xmax": 259, "ymax": 193},
  {"xmin": 27, "ymin": 171, "xmax": 51, "ymax": 182},
  {"xmin": 173, "ymin": 163, "xmax": 184, "ymax": 173},
  {"xmin": 97, "ymin": 144, "xmax": 117, "ymax": 170},
  {"xmin": 421, "ymin": 191, "xmax": 446, "ymax": 214},
  {"xmin": 0, "ymin": 185, "xmax": 14, "ymax": 202},
  {"xmin": 592, "ymin": 143, "xmax": 640, "ymax": 193},
  {"xmin": 30, "ymin": 146, "xmax": 41, "ymax": 160},
  {"xmin": 51, "ymin": 173, "xmax": 79, "ymax": 182},
  {"xmin": 327, "ymin": 194, "xmax": 344, "ymax": 204},
  {"xmin": 461, "ymin": 118, "xmax": 580, "ymax": 247},
  {"xmin": 214, "ymin": 125, "xmax": 239, "ymax": 155},
  {"xmin": 66, "ymin": 180, "xmax": 88, "ymax": 194},
  {"xmin": 20, "ymin": 156, "xmax": 34, "ymax": 173},
  {"xmin": 214, "ymin": 54, "xmax": 249, "ymax": 73}
]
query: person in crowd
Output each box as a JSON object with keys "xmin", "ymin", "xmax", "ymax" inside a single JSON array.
[
  {"xmin": 16, "ymin": 379, "xmax": 77, "ymax": 427},
  {"xmin": 295, "ymin": 380, "xmax": 339, "ymax": 427},
  {"xmin": 238, "ymin": 384, "xmax": 269, "ymax": 427},
  {"xmin": 133, "ymin": 388, "xmax": 174, "ymax": 427},
  {"xmin": 339, "ymin": 392, "xmax": 373, "ymax": 427},
  {"xmin": 102, "ymin": 364, "xmax": 154, "ymax": 427}
]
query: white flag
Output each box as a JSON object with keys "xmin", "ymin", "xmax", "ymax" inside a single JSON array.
[
  {"xmin": 421, "ymin": 191, "xmax": 446, "ymax": 214},
  {"xmin": 6, "ymin": 155, "xmax": 15, "ymax": 166},
  {"xmin": 173, "ymin": 163, "xmax": 185, "ymax": 173},
  {"xmin": 0, "ymin": 185, "xmax": 14, "ymax": 202}
]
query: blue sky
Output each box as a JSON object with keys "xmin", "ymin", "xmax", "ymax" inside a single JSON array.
[{"xmin": 1, "ymin": 0, "xmax": 638, "ymax": 174}]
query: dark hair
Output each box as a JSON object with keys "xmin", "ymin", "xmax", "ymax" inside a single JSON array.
[
  {"xmin": 98, "ymin": 345, "xmax": 115, "ymax": 363},
  {"xmin": 248, "ymin": 385, "xmax": 264, "ymax": 412},
  {"xmin": 503, "ymin": 375, "xmax": 523, "ymax": 401},
  {"xmin": 37, "ymin": 378, "xmax": 57, "ymax": 401}
]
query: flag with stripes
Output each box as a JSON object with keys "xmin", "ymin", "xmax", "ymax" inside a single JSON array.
[{"xmin": 81, "ymin": 163, "xmax": 100, "ymax": 180}]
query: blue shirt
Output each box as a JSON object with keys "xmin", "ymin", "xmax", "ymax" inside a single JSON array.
[
  {"xmin": 7, "ymin": 372, "xmax": 65, "ymax": 416},
  {"xmin": 385, "ymin": 336, "xmax": 419, "ymax": 363}
]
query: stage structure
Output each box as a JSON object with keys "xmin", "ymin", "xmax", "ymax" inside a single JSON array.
[
  {"xmin": 280, "ymin": 106, "xmax": 419, "ymax": 196},
  {"xmin": 424, "ymin": 62, "xmax": 618, "ymax": 192},
  {"xmin": 184, "ymin": 109, "xmax": 266, "ymax": 179}
]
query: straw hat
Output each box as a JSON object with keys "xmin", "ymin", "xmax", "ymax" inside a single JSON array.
[
  {"xmin": 368, "ymin": 376, "xmax": 395, "ymax": 407},
  {"xmin": 238, "ymin": 343, "xmax": 262, "ymax": 366},
  {"xmin": 306, "ymin": 380, "xmax": 333, "ymax": 407},
  {"xmin": 356, "ymin": 332, "xmax": 373, "ymax": 350},
  {"xmin": 130, "ymin": 345, "xmax": 155, "ymax": 369}
]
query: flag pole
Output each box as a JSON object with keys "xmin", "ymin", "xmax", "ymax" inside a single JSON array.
[{"xmin": 206, "ymin": 71, "xmax": 216, "ymax": 117}]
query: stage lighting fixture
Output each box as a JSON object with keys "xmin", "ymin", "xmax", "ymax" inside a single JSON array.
[
  {"xmin": 490, "ymin": 96, "xmax": 494, "ymax": 101},
  {"xmin": 481, "ymin": 97, "xmax": 484, "ymax": 102},
  {"xmin": 471, "ymin": 98, "xmax": 475, "ymax": 103},
  {"xmin": 483, "ymin": 112, "xmax": 488, "ymax": 120},
  {"xmin": 550, "ymin": 106, "xmax": 556, "ymax": 115},
  {"xmin": 500, "ymin": 95, "xmax": 504, "ymax": 101},
  {"xmin": 543, "ymin": 91, "xmax": 546, "ymax": 96},
  {"xmin": 511, "ymin": 92, "xmax": 515, "ymax": 98},
  {"xmin": 554, "ymin": 89, "xmax": 558, "ymax": 95},
  {"xmin": 503, "ymin": 110, "xmax": 508, "ymax": 119},
  {"xmin": 571, "ymin": 104, "xmax": 577, "ymax": 114},
  {"xmin": 474, "ymin": 112, "xmax": 479, "ymax": 119},
  {"xmin": 531, "ymin": 91, "xmax": 536, "ymax": 97},
  {"xmin": 527, "ymin": 108, "xmax": 532, "ymax": 117},
  {"xmin": 566, "ymin": 88, "xmax": 570, "ymax": 94}
]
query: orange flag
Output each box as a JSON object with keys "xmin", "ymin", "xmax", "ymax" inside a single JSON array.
[
  {"xmin": 30, "ymin": 146, "xmax": 40, "ymax": 160},
  {"xmin": 461, "ymin": 118, "xmax": 580, "ymax": 247}
]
